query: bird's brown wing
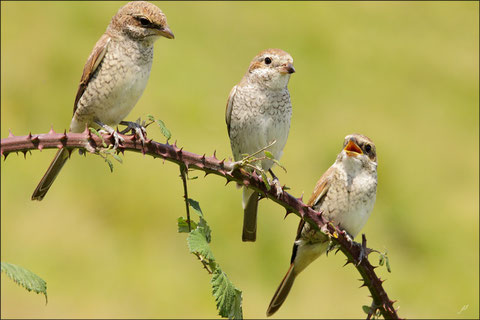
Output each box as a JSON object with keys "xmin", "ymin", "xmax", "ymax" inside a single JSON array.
[
  {"xmin": 290, "ymin": 166, "xmax": 333, "ymax": 263},
  {"xmin": 306, "ymin": 165, "xmax": 334, "ymax": 207},
  {"xmin": 73, "ymin": 33, "xmax": 111, "ymax": 114},
  {"xmin": 225, "ymin": 85, "xmax": 237, "ymax": 135}
]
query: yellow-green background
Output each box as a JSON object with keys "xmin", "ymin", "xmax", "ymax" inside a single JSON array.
[{"xmin": 1, "ymin": 1, "xmax": 478, "ymax": 318}]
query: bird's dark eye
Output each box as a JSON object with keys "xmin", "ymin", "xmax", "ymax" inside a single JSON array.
[
  {"xmin": 365, "ymin": 144, "xmax": 372, "ymax": 153},
  {"xmin": 136, "ymin": 16, "xmax": 151, "ymax": 26},
  {"xmin": 264, "ymin": 57, "xmax": 272, "ymax": 64}
]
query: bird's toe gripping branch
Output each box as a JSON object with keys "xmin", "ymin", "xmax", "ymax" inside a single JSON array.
[
  {"xmin": 119, "ymin": 120, "xmax": 147, "ymax": 145},
  {"xmin": 339, "ymin": 230, "xmax": 371, "ymax": 266},
  {"xmin": 94, "ymin": 120, "xmax": 125, "ymax": 149}
]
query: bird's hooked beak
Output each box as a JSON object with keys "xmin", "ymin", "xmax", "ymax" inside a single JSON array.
[
  {"xmin": 155, "ymin": 26, "xmax": 175, "ymax": 39},
  {"xmin": 344, "ymin": 139, "xmax": 362, "ymax": 157},
  {"xmin": 279, "ymin": 62, "xmax": 295, "ymax": 75}
]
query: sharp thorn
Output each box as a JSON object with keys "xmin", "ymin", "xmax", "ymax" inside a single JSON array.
[{"xmin": 8, "ymin": 129, "xmax": 14, "ymax": 137}]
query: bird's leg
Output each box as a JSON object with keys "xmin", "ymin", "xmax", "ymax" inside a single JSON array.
[
  {"xmin": 95, "ymin": 119, "xmax": 124, "ymax": 149},
  {"xmin": 340, "ymin": 230, "xmax": 371, "ymax": 265},
  {"xmin": 357, "ymin": 234, "xmax": 371, "ymax": 265},
  {"xmin": 268, "ymin": 169, "xmax": 283, "ymax": 197},
  {"xmin": 119, "ymin": 120, "xmax": 147, "ymax": 144}
]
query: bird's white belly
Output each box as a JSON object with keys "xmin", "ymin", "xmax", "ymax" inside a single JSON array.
[
  {"xmin": 337, "ymin": 171, "xmax": 377, "ymax": 238},
  {"xmin": 101, "ymin": 70, "xmax": 149, "ymax": 125}
]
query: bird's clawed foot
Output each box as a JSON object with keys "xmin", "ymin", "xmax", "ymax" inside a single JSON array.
[
  {"xmin": 340, "ymin": 231, "xmax": 372, "ymax": 265},
  {"xmin": 95, "ymin": 120, "xmax": 125, "ymax": 149},
  {"xmin": 269, "ymin": 169, "xmax": 284, "ymax": 197},
  {"xmin": 227, "ymin": 160, "xmax": 243, "ymax": 174},
  {"xmin": 272, "ymin": 177, "xmax": 283, "ymax": 197},
  {"xmin": 120, "ymin": 120, "xmax": 147, "ymax": 145}
]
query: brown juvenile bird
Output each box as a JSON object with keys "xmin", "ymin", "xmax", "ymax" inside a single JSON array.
[
  {"xmin": 31, "ymin": 1, "xmax": 174, "ymax": 201},
  {"xmin": 266, "ymin": 134, "xmax": 378, "ymax": 316},
  {"xmin": 225, "ymin": 48, "xmax": 295, "ymax": 242}
]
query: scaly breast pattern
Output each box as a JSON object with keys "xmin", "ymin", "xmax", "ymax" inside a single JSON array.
[
  {"xmin": 229, "ymin": 84, "xmax": 292, "ymax": 170},
  {"xmin": 70, "ymin": 38, "xmax": 154, "ymax": 133}
]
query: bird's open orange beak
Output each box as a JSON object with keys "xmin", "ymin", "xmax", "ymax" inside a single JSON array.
[{"xmin": 344, "ymin": 139, "xmax": 362, "ymax": 157}]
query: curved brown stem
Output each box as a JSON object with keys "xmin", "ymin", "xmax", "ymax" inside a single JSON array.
[{"xmin": 1, "ymin": 129, "xmax": 400, "ymax": 319}]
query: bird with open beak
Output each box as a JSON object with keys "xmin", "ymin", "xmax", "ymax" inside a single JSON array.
[{"xmin": 267, "ymin": 133, "xmax": 378, "ymax": 316}]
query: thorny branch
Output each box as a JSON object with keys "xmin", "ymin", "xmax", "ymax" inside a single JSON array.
[
  {"xmin": 179, "ymin": 164, "xmax": 192, "ymax": 232},
  {"xmin": 1, "ymin": 129, "xmax": 400, "ymax": 319}
]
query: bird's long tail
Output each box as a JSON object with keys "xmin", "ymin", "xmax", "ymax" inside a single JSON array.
[
  {"xmin": 31, "ymin": 148, "xmax": 69, "ymax": 201},
  {"xmin": 242, "ymin": 187, "xmax": 259, "ymax": 242},
  {"xmin": 266, "ymin": 263, "xmax": 297, "ymax": 317}
]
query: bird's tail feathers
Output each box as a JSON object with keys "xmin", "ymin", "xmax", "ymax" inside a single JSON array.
[
  {"xmin": 31, "ymin": 148, "xmax": 69, "ymax": 201},
  {"xmin": 266, "ymin": 264, "xmax": 297, "ymax": 317},
  {"xmin": 242, "ymin": 187, "xmax": 258, "ymax": 242}
]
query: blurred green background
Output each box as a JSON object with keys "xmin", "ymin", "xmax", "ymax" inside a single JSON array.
[{"xmin": 1, "ymin": 1, "xmax": 478, "ymax": 318}]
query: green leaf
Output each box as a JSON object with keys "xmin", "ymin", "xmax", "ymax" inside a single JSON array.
[
  {"xmin": 385, "ymin": 255, "xmax": 391, "ymax": 273},
  {"xmin": 105, "ymin": 158, "xmax": 114, "ymax": 173},
  {"xmin": 198, "ymin": 217, "xmax": 212, "ymax": 243},
  {"xmin": 188, "ymin": 198, "xmax": 204, "ymax": 218},
  {"xmin": 156, "ymin": 119, "xmax": 171, "ymax": 141},
  {"xmin": 187, "ymin": 227, "xmax": 215, "ymax": 261},
  {"xmin": 177, "ymin": 217, "xmax": 197, "ymax": 233},
  {"xmin": 211, "ymin": 268, "xmax": 243, "ymax": 319},
  {"xmin": 112, "ymin": 153, "xmax": 123, "ymax": 163},
  {"xmin": 272, "ymin": 159, "xmax": 287, "ymax": 173},
  {"xmin": 89, "ymin": 127, "xmax": 107, "ymax": 147},
  {"xmin": 260, "ymin": 171, "xmax": 271, "ymax": 191},
  {"xmin": 264, "ymin": 150, "xmax": 274, "ymax": 159},
  {"xmin": 379, "ymin": 254, "xmax": 385, "ymax": 266},
  {"xmin": 362, "ymin": 305, "xmax": 371, "ymax": 314},
  {"xmin": 147, "ymin": 114, "xmax": 155, "ymax": 122},
  {"xmin": 1, "ymin": 262, "xmax": 47, "ymax": 303}
]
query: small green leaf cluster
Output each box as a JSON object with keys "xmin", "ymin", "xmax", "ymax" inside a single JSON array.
[
  {"xmin": 178, "ymin": 199, "xmax": 243, "ymax": 319},
  {"xmin": 378, "ymin": 250, "xmax": 391, "ymax": 273},
  {"xmin": 362, "ymin": 304, "xmax": 381, "ymax": 319},
  {"xmin": 146, "ymin": 114, "xmax": 171, "ymax": 141}
]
